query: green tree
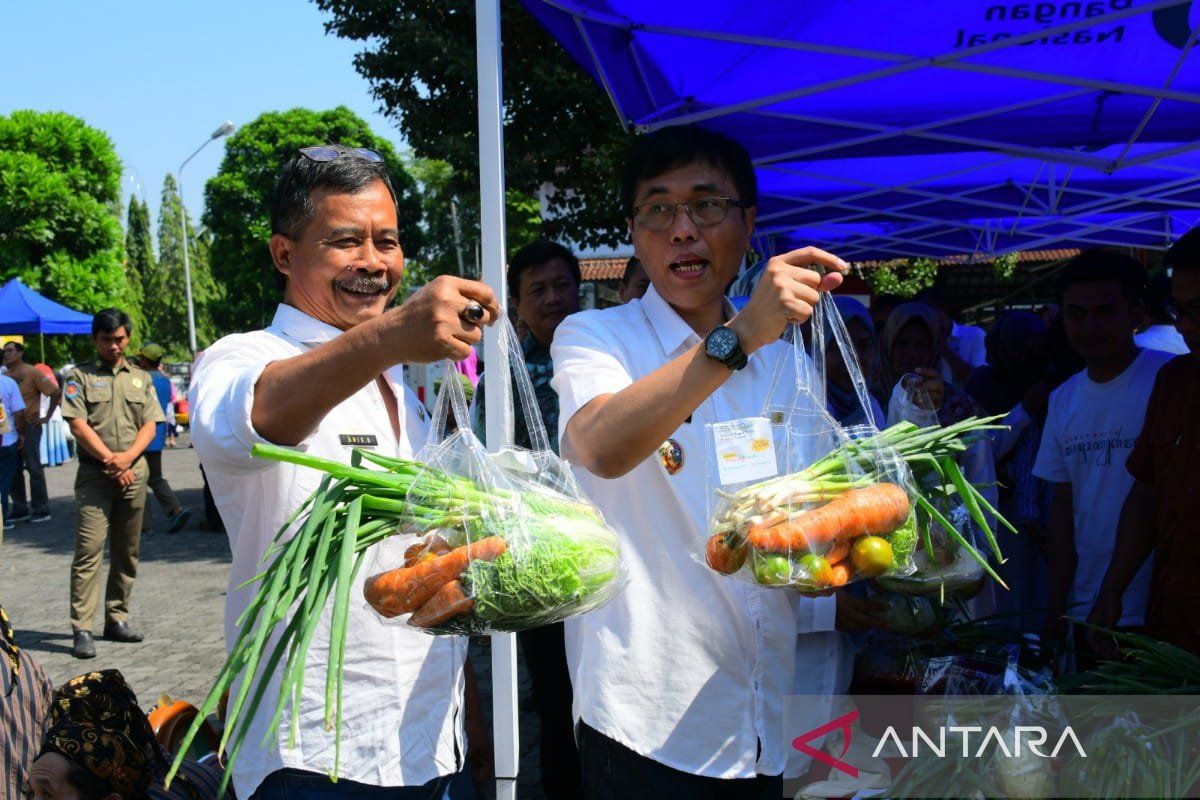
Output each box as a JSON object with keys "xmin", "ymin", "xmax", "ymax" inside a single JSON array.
[
  {"xmin": 316, "ymin": 0, "xmax": 632, "ymax": 251},
  {"xmin": 0, "ymin": 110, "xmax": 137, "ymax": 363},
  {"xmin": 407, "ymin": 156, "xmax": 544, "ymax": 284},
  {"xmin": 203, "ymin": 106, "xmax": 424, "ymax": 332},
  {"xmin": 152, "ymin": 173, "xmax": 218, "ymax": 356},
  {"xmin": 864, "ymin": 258, "xmax": 940, "ymax": 299},
  {"xmin": 124, "ymin": 195, "xmax": 153, "ymax": 318}
]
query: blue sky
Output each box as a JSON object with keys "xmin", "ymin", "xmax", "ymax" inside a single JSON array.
[{"xmin": 1, "ymin": 1, "xmax": 401, "ymax": 229}]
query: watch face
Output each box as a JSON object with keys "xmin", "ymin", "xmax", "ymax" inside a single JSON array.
[{"xmin": 706, "ymin": 326, "xmax": 738, "ymax": 360}]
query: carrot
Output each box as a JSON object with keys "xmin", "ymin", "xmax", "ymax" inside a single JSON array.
[
  {"xmin": 747, "ymin": 483, "xmax": 910, "ymax": 554},
  {"xmin": 705, "ymin": 531, "xmax": 748, "ymax": 574},
  {"xmin": 403, "ymin": 535, "xmax": 451, "ymax": 567},
  {"xmin": 365, "ymin": 536, "xmax": 506, "ymax": 618},
  {"xmin": 824, "ymin": 539, "xmax": 851, "ymax": 565},
  {"xmin": 409, "ymin": 580, "xmax": 475, "ymax": 628},
  {"xmin": 827, "ymin": 563, "xmax": 851, "ymax": 587}
]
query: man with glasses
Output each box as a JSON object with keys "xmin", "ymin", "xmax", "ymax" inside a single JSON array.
[
  {"xmin": 191, "ymin": 144, "xmax": 499, "ymax": 798},
  {"xmin": 2, "ymin": 341, "xmax": 57, "ymax": 524},
  {"xmin": 1089, "ymin": 227, "xmax": 1200, "ymax": 656},
  {"xmin": 550, "ymin": 125, "xmax": 848, "ymax": 798}
]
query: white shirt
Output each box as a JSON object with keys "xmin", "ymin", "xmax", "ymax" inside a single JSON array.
[
  {"xmin": 948, "ymin": 322, "xmax": 988, "ymax": 367},
  {"xmin": 1134, "ymin": 324, "xmax": 1190, "ymax": 355},
  {"xmin": 551, "ymin": 285, "xmax": 836, "ymax": 779},
  {"xmin": 190, "ymin": 305, "xmax": 467, "ymax": 798},
  {"xmin": 0, "ymin": 375, "xmax": 26, "ymax": 447},
  {"xmin": 1033, "ymin": 348, "xmax": 1174, "ymax": 627}
]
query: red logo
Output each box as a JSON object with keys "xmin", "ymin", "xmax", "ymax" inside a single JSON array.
[{"xmin": 792, "ymin": 709, "xmax": 859, "ymax": 778}]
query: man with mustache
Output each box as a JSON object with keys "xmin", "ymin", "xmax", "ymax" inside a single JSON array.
[{"xmin": 190, "ymin": 144, "xmax": 499, "ymax": 799}]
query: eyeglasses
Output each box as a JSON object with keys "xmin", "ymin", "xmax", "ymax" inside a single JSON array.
[
  {"xmin": 631, "ymin": 196, "xmax": 750, "ymax": 231},
  {"xmin": 298, "ymin": 146, "xmax": 384, "ymax": 163},
  {"xmin": 1165, "ymin": 301, "xmax": 1200, "ymax": 326}
]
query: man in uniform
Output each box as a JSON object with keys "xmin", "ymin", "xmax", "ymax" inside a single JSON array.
[
  {"xmin": 61, "ymin": 309, "xmax": 163, "ymax": 659},
  {"xmin": 132, "ymin": 343, "xmax": 190, "ymax": 534},
  {"xmin": 2, "ymin": 341, "xmax": 58, "ymax": 523}
]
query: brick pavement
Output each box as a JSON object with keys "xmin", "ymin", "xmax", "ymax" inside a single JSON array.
[{"xmin": 0, "ymin": 444, "xmax": 547, "ymax": 799}]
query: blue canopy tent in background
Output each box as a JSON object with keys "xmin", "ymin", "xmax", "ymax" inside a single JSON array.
[
  {"xmin": 521, "ymin": 0, "xmax": 1200, "ymax": 259},
  {"xmin": 0, "ymin": 278, "xmax": 92, "ymax": 335}
]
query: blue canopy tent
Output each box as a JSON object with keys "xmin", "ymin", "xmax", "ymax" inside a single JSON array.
[
  {"xmin": 0, "ymin": 279, "xmax": 92, "ymax": 335},
  {"xmin": 521, "ymin": 0, "xmax": 1200, "ymax": 259}
]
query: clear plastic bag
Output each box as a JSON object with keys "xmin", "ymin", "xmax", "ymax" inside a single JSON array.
[
  {"xmin": 363, "ymin": 320, "xmax": 626, "ymax": 634},
  {"xmin": 702, "ymin": 296, "xmax": 918, "ymax": 590}
]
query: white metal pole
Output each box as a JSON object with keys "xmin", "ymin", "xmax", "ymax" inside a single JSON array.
[{"xmin": 475, "ymin": 1, "xmax": 519, "ymax": 798}]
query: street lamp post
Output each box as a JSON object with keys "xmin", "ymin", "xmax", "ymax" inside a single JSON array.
[{"xmin": 178, "ymin": 120, "xmax": 235, "ymax": 355}]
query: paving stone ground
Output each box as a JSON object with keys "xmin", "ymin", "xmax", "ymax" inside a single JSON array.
[{"xmin": 1, "ymin": 443, "xmax": 547, "ymax": 799}]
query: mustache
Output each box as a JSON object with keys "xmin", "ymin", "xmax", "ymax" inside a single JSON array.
[{"xmin": 335, "ymin": 275, "xmax": 393, "ymax": 294}]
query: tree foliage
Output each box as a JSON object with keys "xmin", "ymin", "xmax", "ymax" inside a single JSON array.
[
  {"xmin": 150, "ymin": 174, "xmax": 218, "ymax": 356},
  {"xmin": 202, "ymin": 106, "xmax": 424, "ymax": 333},
  {"xmin": 316, "ymin": 0, "xmax": 633, "ymax": 251},
  {"xmin": 0, "ymin": 110, "xmax": 136, "ymax": 363},
  {"xmin": 863, "ymin": 257, "xmax": 940, "ymax": 299}
]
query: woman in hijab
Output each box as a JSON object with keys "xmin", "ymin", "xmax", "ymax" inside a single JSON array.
[
  {"xmin": 26, "ymin": 670, "xmax": 225, "ymax": 800},
  {"xmin": 825, "ymin": 296, "xmax": 886, "ymax": 428},
  {"xmin": 876, "ymin": 302, "xmax": 981, "ymax": 427}
]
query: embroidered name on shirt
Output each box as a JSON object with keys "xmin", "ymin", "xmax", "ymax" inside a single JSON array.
[{"xmin": 339, "ymin": 434, "xmax": 379, "ymax": 448}]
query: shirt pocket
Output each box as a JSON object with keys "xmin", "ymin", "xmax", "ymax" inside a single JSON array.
[{"xmin": 87, "ymin": 385, "xmax": 113, "ymax": 404}]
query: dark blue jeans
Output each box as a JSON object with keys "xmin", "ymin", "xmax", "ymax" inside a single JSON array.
[
  {"xmin": 577, "ymin": 723, "xmax": 782, "ymax": 800},
  {"xmin": 0, "ymin": 443, "xmax": 18, "ymax": 520},
  {"xmin": 251, "ymin": 769, "xmax": 476, "ymax": 800}
]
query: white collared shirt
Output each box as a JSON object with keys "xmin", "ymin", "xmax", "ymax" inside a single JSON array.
[
  {"xmin": 551, "ymin": 285, "xmax": 836, "ymax": 780},
  {"xmin": 190, "ymin": 304, "xmax": 467, "ymax": 798}
]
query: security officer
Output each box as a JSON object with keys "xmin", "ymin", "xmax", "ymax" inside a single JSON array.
[{"xmin": 61, "ymin": 308, "xmax": 163, "ymax": 659}]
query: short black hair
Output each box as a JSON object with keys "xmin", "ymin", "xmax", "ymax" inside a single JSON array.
[
  {"xmin": 507, "ymin": 240, "xmax": 580, "ymax": 301},
  {"xmin": 620, "ymin": 125, "xmax": 757, "ymax": 215},
  {"xmin": 622, "ymin": 256, "xmax": 643, "ymax": 286},
  {"xmin": 1055, "ymin": 248, "xmax": 1146, "ymax": 305},
  {"xmin": 270, "ymin": 144, "xmax": 398, "ymax": 239},
  {"xmin": 1165, "ymin": 226, "xmax": 1200, "ymax": 274},
  {"xmin": 92, "ymin": 308, "xmax": 132, "ymax": 337},
  {"xmin": 3, "ymin": 341, "xmax": 23, "ymax": 352}
]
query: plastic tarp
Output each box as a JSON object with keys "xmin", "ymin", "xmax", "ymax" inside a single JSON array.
[
  {"xmin": 522, "ymin": 0, "xmax": 1200, "ymax": 258},
  {"xmin": 0, "ymin": 279, "xmax": 92, "ymax": 335}
]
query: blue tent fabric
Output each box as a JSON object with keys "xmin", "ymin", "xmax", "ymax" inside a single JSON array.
[
  {"xmin": 523, "ymin": 0, "xmax": 1200, "ymax": 258},
  {"xmin": 0, "ymin": 279, "xmax": 93, "ymax": 335}
]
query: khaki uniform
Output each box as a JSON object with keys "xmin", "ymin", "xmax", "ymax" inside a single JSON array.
[{"xmin": 60, "ymin": 359, "xmax": 163, "ymax": 632}]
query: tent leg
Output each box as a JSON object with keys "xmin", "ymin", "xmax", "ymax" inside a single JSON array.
[{"xmin": 475, "ymin": 0, "xmax": 519, "ymax": 797}]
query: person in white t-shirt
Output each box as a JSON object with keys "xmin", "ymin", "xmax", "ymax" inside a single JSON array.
[
  {"xmin": 1033, "ymin": 249, "xmax": 1172, "ymax": 665},
  {"xmin": 552, "ymin": 125, "xmax": 869, "ymax": 800},
  {"xmin": 190, "ymin": 145, "xmax": 500, "ymax": 799},
  {"xmin": 1134, "ymin": 272, "xmax": 1190, "ymax": 355}
]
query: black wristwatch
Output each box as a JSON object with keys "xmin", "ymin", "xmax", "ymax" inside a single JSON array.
[{"xmin": 704, "ymin": 324, "xmax": 748, "ymax": 371}]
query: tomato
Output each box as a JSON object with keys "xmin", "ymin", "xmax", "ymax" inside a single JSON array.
[
  {"xmin": 851, "ymin": 536, "xmax": 894, "ymax": 578},
  {"xmin": 706, "ymin": 532, "xmax": 748, "ymax": 574},
  {"xmin": 796, "ymin": 554, "xmax": 833, "ymax": 587},
  {"xmin": 752, "ymin": 554, "xmax": 793, "ymax": 585}
]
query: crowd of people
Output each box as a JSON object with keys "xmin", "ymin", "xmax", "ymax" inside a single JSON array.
[{"xmin": 3, "ymin": 122, "xmax": 1198, "ymax": 800}]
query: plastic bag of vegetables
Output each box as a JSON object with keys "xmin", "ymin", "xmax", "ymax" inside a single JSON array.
[
  {"xmin": 702, "ymin": 297, "xmax": 920, "ymax": 590},
  {"xmin": 363, "ymin": 321, "xmax": 626, "ymax": 634}
]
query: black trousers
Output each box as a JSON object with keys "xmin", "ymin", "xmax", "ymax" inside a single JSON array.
[
  {"xmin": 577, "ymin": 723, "xmax": 782, "ymax": 800},
  {"xmin": 518, "ymin": 622, "xmax": 582, "ymax": 800}
]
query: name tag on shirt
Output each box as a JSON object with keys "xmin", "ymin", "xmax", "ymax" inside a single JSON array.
[
  {"xmin": 339, "ymin": 434, "xmax": 379, "ymax": 448},
  {"xmin": 711, "ymin": 416, "xmax": 778, "ymax": 486}
]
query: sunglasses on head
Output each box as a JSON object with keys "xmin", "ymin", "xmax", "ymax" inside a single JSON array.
[{"xmin": 298, "ymin": 146, "xmax": 384, "ymax": 163}]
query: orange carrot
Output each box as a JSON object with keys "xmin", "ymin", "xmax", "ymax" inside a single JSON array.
[
  {"xmin": 747, "ymin": 483, "xmax": 910, "ymax": 554},
  {"xmin": 705, "ymin": 531, "xmax": 748, "ymax": 574},
  {"xmin": 409, "ymin": 580, "xmax": 475, "ymax": 628},
  {"xmin": 824, "ymin": 539, "xmax": 851, "ymax": 565},
  {"xmin": 365, "ymin": 536, "xmax": 506, "ymax": 618},
  {"xmin": 403, "ymin": 535, "xmax": 451, "ymax": 567},
  {"xmin": 827, "ymin": 563, "xmax": 851, "ymax": 587}
]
